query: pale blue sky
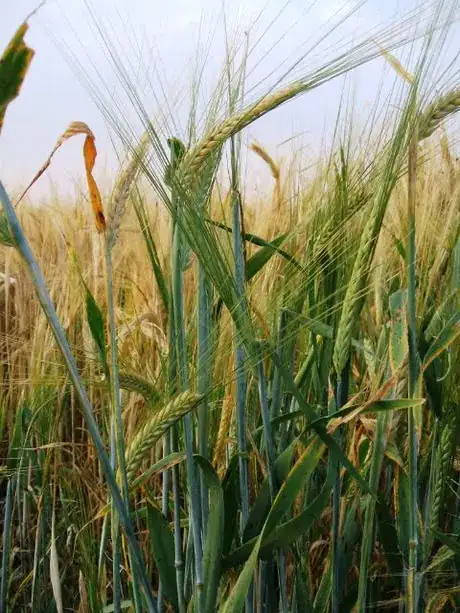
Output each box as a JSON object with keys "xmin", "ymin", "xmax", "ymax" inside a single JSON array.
[{"xmin": 1, "ymin": 1, "xmax": 459, "ymax": 199}]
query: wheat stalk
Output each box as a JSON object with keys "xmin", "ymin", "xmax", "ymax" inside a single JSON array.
[
  {"xmin": 125, "ymin": 391, "xmax": 202, "ymax": 482},
  {"xmin": 418, "ymin": 88, "xmax": 460, "ymax": 141}
]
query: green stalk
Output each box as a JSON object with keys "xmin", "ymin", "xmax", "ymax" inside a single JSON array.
[
  {"xmin": 330, "ymin": 362, "xmax": 349, "ymax": 613},
  {"xmin": 406, "ymin": 137, "xmax": 419, "ymax": 612},
  {"xmin": 157, "ymin": 434, "xmax": 171, "ymax": 613},
  {"xmin": 171, "ymin": 426, "xmax": 186, "ymax": 613},
  {"xmin": 0, "ymin": 181, "xmax": 158, "ymax": 613},
  {"xmin": 166, "ymin": 274, "xmax": 185, "ymax": 613},
  {"xmin": 232, "ymin": 186, "xmax": 252, "ymax": 613},
  {"xmin": 422, "ymin": 418, "xmax": 439, "ymax": 564},
  {"xmin": 356, "ymin": 410, "xmax": 390, "ymax": 611},
  {"xmin": 0, "ymin": 478, "xmax": 15, "ymax": 613},
  {"xmin": 270, "ymin": 310, "xmax": 289, "ymax": 421},
  {"xmin": 105, "ymin": 243, "xmax": 143, "ymax": 612},
  {"xmin": 256, "ymin": 349, "xmax": 288, "ymax": 611},
  {"xmin": 97, "ymin": 514, "xmax": 110, "ymax": 602},
  {"xmin": 172, "ymin": 218, "xmax": 204, "ymax": 610},
  {"xmin": 110, "ymin": 421, "xmax": 122, "ymax": 613},
  {"xmin": 197, "ymin": 263, "xmax": 211, "ymax": 537}
]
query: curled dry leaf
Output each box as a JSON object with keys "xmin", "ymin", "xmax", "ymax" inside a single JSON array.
[{"xmin": 16, "ymin": 121, "xmax": 106, "ymax": 232}]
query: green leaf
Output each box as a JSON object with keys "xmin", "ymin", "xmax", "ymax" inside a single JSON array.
[
  {"xmin": 245, "ymin": 233, "xmax": 287, "ymax": 281},
  {"xmin": 313, "ymin": 558, "xmax": 332, "ymax": 613},
  {"xmin": 423, "ymin": 311, "xmax": 460, "ymax": 370},
  {"xmin": 260, "ymin": 478, "xmax": 331, "ymax": 558},
  {"xmin": 207, "ymin": 219, "xmax": 303, "ymax": 271},
  {"xmin": 225, "ymin": 438, "xmax": 327, "ymax": 568},
  {"xmin": 130, "ymin": 451, "xmax": 186, "ymax": 490},
  {"xmin": 394, "ymin": 467, "xmax": 411, "ymax": 564},
  {"xmin": 389, "ymin": 289, "xmax": 408, "ymax": 373},
  {"xmin": 146, "ymin": 503, "xmax": 178, "ymax": 611},
  {"xmin": 286, "ymin": 310, "xmax": 369, "ymax": 354},
  {"xmin": 222, "ymin": 455, "xmax": 240, "ymax": 556},
  {"xmin": 294, "ymin": 564, "xmax": 313, "ymax": 612},
  {"xmin": 132, "ymin": 190, "xmax": 169, "ymax": 313},
  {"xmin": 436, "ymin": 531, "xmax": 460, "ymax": 556},
  {"xmin": 221, "ymin": 437, "xmax": 325, "ymax": 613},
  {"xmin": 310, "ymin": 397, "xmax": 422, "ymax": 429},
  {"xmin": 7, "ymin": 404, "xmax": 29, "ymax": 471},
  {"xmin": 243, "ymin": 441, "xmax": 296, "ymax": 542},
  {"xmin": 270, "ymin": 348, "xmax": 372, "ymax": 495},
  {"xmin": 0, "ymin": 23, "xmax": 34, "ymax": 134},
  {"xmin": 195, "ymin": 456, "xmax": 224, "ymax": 613},
  {"xmin": 85, "ymin": 285, "xmax": 109, "ymax": 376},
  {"xmin": 220, "ymin": 531, "xmax": 262, "ymax": 613},
  {"xmin": 102, "ymin": 601, "xmax": 132, "ymax": 613},
  {"xmin": 376, "ymin": 498, "xmax": 403, "ymax": 581}
]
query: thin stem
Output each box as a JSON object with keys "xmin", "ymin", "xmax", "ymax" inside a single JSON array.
[
  {"xmin": 406, "ymin": 136, "xmax": 419, "ymax": 612},
  {"xmin": 0, "ymin": 478, "xmax": 15, "ymax": 613},
  {"xmin": 357, "ymin": 409, "xmax": 390, "ymax": 611},
  {"xmin": 171, "ymin": 425, "xmax": 186, "ymax": 613},
  {"xmin": 165, "ymin": 274, "xmax": 185, "ymax": 612},
  {"xmin": 172, "ymin": 223, "xmax": 204, "ymax": 611},
  {"xmin": 106, "ymin": 243, "xmax": 143, "ymax": 611},
  {"xmin": 197, "ymin": 263, "xmax": 211, "ymax": 539},
  {"xmin": 331, "ymin": 361, "xmax": 350, "ymax": 613}
]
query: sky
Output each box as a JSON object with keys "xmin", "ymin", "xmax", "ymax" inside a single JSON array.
[{"xmin": 0, "ymin": 0, "xmax": 459, "ymax": 200}]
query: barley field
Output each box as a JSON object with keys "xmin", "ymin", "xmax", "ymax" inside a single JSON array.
[{"xmin": 0, "ymin": 2, "xmax": 459, "ymax": 613}]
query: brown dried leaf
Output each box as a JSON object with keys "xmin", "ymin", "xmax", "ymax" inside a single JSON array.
[{"xmin": 17, "ymin": 121, "xmax": 106, "ymax": 232}]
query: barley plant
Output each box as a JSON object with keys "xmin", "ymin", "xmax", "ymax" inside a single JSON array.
[{"xmin": 0, "ymin": 3, "xmax": 459, "ymax": 613}]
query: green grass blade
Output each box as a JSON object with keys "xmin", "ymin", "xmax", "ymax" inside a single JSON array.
[
  {"xmin": 195, "ymin": 457, "xmax": 224, "ymax": 613},
  {"xmin": 146, "ymin": 504, "xmax": 178, "ymax": 611}
]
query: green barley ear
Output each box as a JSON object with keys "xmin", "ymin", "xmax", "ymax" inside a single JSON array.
[
  {"xmin": 125, "ymin": 391, "xmax": 203, "ymax": 482},
  {"xmin": 418, "ymin": 88, "xmax": 460, "ymax": 140},
  {"xmin": 182, "ymin": 83, "xmax": 306, "ymax": 180},
  {"xmin": 118, "ymin": 372, "xmax": 160, "ymax": 404},
  {"xmin": 333, "ymin": 84, "xmax": 420, "ymax": 375},
  {"xmin": 424, "ymin": 413, "xmax": 454, "ymax": 560},
  {"xmin": 107, "ymin": 132, "xmax": 150, "ymax": 250}
]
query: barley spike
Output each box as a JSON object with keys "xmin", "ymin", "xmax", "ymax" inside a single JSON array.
[
  {"xmin": 418, "ymin": 88, "xmax": 460, "ymax": 141},
  {"xmin": 182, "ymin": 82, "xmax": 305, "ymax": 179},
  {"xmin": 107, "ymin": 132, "xmax": 150, "ymax": 249},
  {"xmin": 118, "ymin": 372, "xmax": 159, "ymax": 404},
  {"xmin": 125, "ymin": 391, "xmax": 202, "ymax": 482}
]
